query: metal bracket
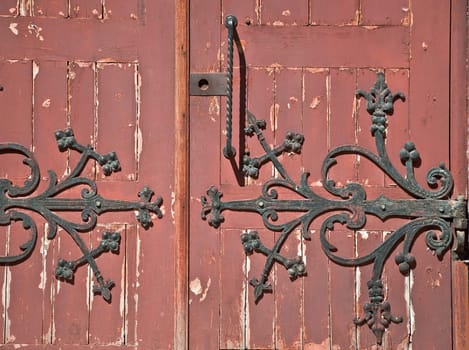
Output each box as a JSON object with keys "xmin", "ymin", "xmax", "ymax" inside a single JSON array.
[
  {"xmin": 189, "ymin": 73, "xmax": 228, "ymax": 96},
  {"xmin": 0, "ymin": 128, "xmax": 163, "ymax": 302}
]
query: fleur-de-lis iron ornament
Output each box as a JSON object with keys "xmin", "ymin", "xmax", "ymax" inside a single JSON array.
[
  {"xmin": 201, "ymin": 72, "xmax": 467, "ymax": 345},
  {"xmin": 0, "ymin": 128, "xmax": 163, "ymax": 302}
]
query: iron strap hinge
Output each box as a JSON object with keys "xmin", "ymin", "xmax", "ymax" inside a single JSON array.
[{"xmin": 452, "ymin": 196, "xmax": 469, "ymax": 260}]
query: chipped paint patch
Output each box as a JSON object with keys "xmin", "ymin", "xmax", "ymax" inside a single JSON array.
[
  {"xmin": 190, "ymin": 277, "xmax": 203, "ymax": 295},
  {"xmin": 405, "ymin": 273, "xmax": 415, "ymax": 349},
  {"xmin": 270, "ymin": 103, "xmax": 279, "ymax": 131},
  {"xmin": 170, "ymin": 191, "xmax": 176, "ymax": 224},
  {"xmin": 42, "ymin": 98, "xmax": 51, "ymax": 108},
  {"xmin": 208, "ymin": 96, "xmax": 220, "ymax": 122},
  {"xmin": 282, "ymin": 10, "xmax": 291, "ymax": 16},
  {"xmin": 9, "ymin": 23, "xmax": 18, "ymax": 35},
  {"xmin": 304, "ymin": 338, "xmax": 334, "ymax": 349},
  {"xmin": 310, "ymin": 96, "xmax": 321, "ymax": 109},
  {"xmin": 27, "ymin": 23, "xmax": 44, "ymax": 41},
  {"xmin": 199, "ymin": 277, "xmax": 211, "ymax": 302},
  {"xmin": 38, "ymin": 229, "xmax": 51, "ymax": 290}
]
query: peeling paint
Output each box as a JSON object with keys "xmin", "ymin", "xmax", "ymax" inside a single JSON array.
[
  {"xmin": 170, "ymin": 191, "xmax": 176, "ymax": 224},
  {"xmin": 199, "ymin": 277, "xmax": 211, "ymax": 302},
  {"xmin": 405, "ymin": 273, "xmax": 415, "ymax": 349},
  {"xmin": 270, "ymin": 103, "xmax": 279, "ymax": 132},
  {"xmin": 27, "ymin": 23, "xmax": 44, "ymax": 41},
  {"xmin": 244, "ymin": 255, "xmax": 251, "ymax": 346},
  {"xmin": 9, "ymin": 23, "xmax": 18, "ymax": 35},
  {"xmin": 208, "ymin": 96, "xmax": 220, "ymax": 122},
  {"xmin": 310, "ymin": 96, "xmax": 321, "ymax": 109},
  {"xmin": 282, "ymin": 10, "xmax": 291, "ymax": 17},
  {"xmin": 190, "ymin": 277, "xmax": 203, "ymax": 295},
  {"xmin": 3, "ymin": 263, "xmax": 12, "ymax": 342},
  {"xmin": 42, "ymin": 98, "xmax": 51, "ymax": 108},
  {"xmin": 304, "ymin": 338, "xmax": 335, "ymax": 349},
  {"xmin": 38, "ymin": 228, "xmax": 51, "ymax": 290},
  {"xmin": 33, "ymin": 61, "xmax": 40, "ymax": 80},
  {"xmin": 273, "ymin": 21, "xmax": 284, "ymax": 26}
]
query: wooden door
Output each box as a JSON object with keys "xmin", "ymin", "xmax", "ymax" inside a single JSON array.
[
  {"xmin": 189, "ymin": 1, "xmax": 468, "ymax": 349},
  {"xmin": 0, "ymin": 1, "xmax": 176, "ymax": 349}
]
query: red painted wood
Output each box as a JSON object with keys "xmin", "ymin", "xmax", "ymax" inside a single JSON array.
[
  {"xmin": 261, "ymin": 0, "xmax": 308, "ymax": 26},
  {"xmin": 0, "ymin": 60, "xmax": 33, "ymax": 179},
  {"xmin": 69, "ymin": 1, "xmax": 102, "ymax": 19},
  {"xmin": 33, "ymin": 0, "xmax": 68, "ymax": 17},
  {"xmin": 96, "ymin": 63, "xmax": 137, "ymax": 182},
  {"xmin": 275, "ymin": 230, "xmax": 302, "ymax": 349},
  {"xmin": 0, "ymin": 17, "xmax": 139, "ymax": 62},
  {"xmin": 310, "ymin": 0, "xmax": 359, "ymax": 25},
  {"xmin": 360, "ymin": 0, "xmax": 410, "ymax": 26},
  {"xmin": 0, "ymin": 2, "xmax": 18, "ymax": 16},
  {"xmin": 275, "ymin": 68, "xmax": 303, "ymax": 183},
  {"xmin": 245, "ymin": 229, "xmax": 275, "ymax": 349},
  {"xmin": 328, "ymin": 68, "xmax": 357, "ymax": 185},
  {"xmin": 407, "ymin": 1, "xmax": 452, "ymax": 349},
  {"xmin": 89, "ymin": 224, "xmax": 126, "ymax": 345},
  {"xmin": 236, "ymin": 25, "xmax": 409, "ymax": 68},
  {"xmin": 102, "ymin": 0, "xmax": 139, "ymax": 20},
  {"xmin": 328, "ymin": 230, "xmax": 357, "ymax": 349},
  {"xmin": 302, "ymin": 68, "xmax": 328, "ymax": 184},
  {"xmin": 220, "ymin": 229, "xmax": 245, "ymax": 349}
]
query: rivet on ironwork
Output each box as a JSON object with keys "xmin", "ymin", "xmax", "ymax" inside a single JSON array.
[
  {"xmin": 201, "ymin": 71, "xmax": 466, "ymax": 345},
  {"xmin": 0, "ymin": 128, "xmax": 163, "ymax": 303}
]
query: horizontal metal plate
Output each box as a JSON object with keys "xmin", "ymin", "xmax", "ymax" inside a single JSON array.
[{"xmin": 190, "ymin": 72, "xmax": 228, "ymax": 96}]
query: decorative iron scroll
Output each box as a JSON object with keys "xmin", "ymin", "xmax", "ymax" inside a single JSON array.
[
  {"xmin": 0, "ymin": 128, "xmax": 163, "ymax": 302},
  {"xmin": 201, "ymin": 72, "xmax": 467, "ymax": 344}
]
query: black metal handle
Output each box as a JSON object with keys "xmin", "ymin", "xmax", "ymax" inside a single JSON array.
[{"xmin": 223, "ymin": 15, "xmax": 238, "ymax": 159}]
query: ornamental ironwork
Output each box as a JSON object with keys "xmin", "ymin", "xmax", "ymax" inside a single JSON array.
[
  {"xmin": 0, "ymin": 128, "xmax": 163, "ymax": 302},
  {"xmin": 201, "ymin": 70, "xmax": 467, "ymax": 345}
]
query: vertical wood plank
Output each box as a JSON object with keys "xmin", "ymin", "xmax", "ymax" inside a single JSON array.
[
  {"xmin": 135, "ymin": 1, "xmax": 176, "ymax": 348},
  {"xmin": 220, "ymin": 229, "xmax": 245, "ymax": 349},
  {"xmin": 260, "ymin": 0, "xmax": 308, "ymax": 26},
  {"xmin": 383, "ymin": 69, "xmax": 410, "ymax": 188},
  {"xmin": 275, "ymin": 229, "xmax": 302, "ymax": 349},
  {"xmin": 0, "ymin": 2, "xmax": 18, "ymax": 16},
  {"xmin": 356, "ymin": 68, "xmax": 384, "ymax": 187},
  {"xmin": 89, "ymin": 224, "xmax": 126, "ymax": 345},
  {"xmin": 222, "ymin": 0, "xmax": 258, "ymax": 26},
  {"xmin": 33, "ymin": 60, "xmax": 68, "ymax": 183},
  {"xmin": 96, "ymin": 63, "xmax": 137, "ymax": 182},
  {"xmin": 33, "ymin": 0, "xmax": 68, "ymax": 17},
  {"xmin": 52, "ymin": 230, "xmax": 90, "ymax": 345},
  {"xmin": 245, "ymin": 229, "xmax": 275, "ymax": 349},
  {"xmin": 360, "ymin": 0, "xmax": 410, "ymax": 26},
  {"xmin": 275, "ymin": 68, "xmax": 303, "ymax": 182},
  {"xmin": 329, "ymin": 229, "xmax": 356, "ymax": 349},
  {"xmin": 102, "ymin": 0, "xmax": 139, "ymax": 20},
  {"xmin": 408, "ymin": 1, "xmax": 452, "ymax": 348},
  {"xmin": 5, "ymin": 217, "xmax": 44, "ymax": 344},
  {"xmin": 450, "ymin": 0, "xmax": 469, "ymax": 348},
  {"xmin": 310, "ymin": 0, "xmax": 359, "ymax": 25},
  {"xmin": 328, "ymin": 69, "xmax": 357, "ymax": 186},
  {"xmin": 68, "ymin": 61, "xmax": 96, "ymax": 179},
  {"xmin": 175, "ymin": 0, "xmax": 189, "ymax": 349},
  {"xmin": 302, "ymin": 68, "xmax": 328, "ymax": 184},
  {"xmin": 69, "ymin": 1, "xmax": 102, "ymax": 19},
  {"xmin": 303, "ymin": 225, "xmax": 330, "ymax": 348},
  {"xmin": 246, "ymin": 68, "xmax": 275, "ymax": 185},
  {"xmin": 0, "ymin": 60, "xmax": 33, "ymax": 179}
]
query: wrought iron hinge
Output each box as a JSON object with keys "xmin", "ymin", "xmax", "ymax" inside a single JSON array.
[
  {"xmin": 0, "ymin": 128, "xmax": 163, "ymax": 302},
  {"xmin": 200, "ymin": 41, "xmax": 469, "ymax": 345}
]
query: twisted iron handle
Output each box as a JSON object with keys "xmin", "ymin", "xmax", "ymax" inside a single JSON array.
[{"xmin": 223, "ymin": 15, "xmax": 238, "ymax": 158}]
